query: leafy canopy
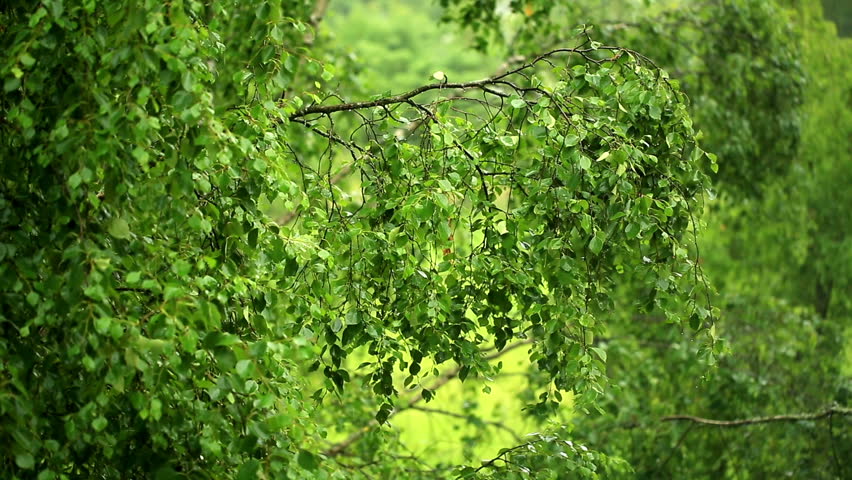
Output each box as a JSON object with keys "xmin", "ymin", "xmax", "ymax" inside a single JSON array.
[{"xmin": 5, "ymin": 0, "xmax": 837, "ymax": 479}]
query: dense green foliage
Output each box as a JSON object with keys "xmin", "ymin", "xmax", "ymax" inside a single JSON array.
[
  {"xmin": 1, "ymin": 0, "xmax": 849, "ymax": 479},
  {"xmin": 821, "ymin": 0, "xmax": 852, "ymax": 36}
]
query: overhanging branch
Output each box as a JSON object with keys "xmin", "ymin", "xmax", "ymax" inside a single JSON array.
[{"xmin": 286, "ymin": 46, "xmax": 632, "ymax": 120}]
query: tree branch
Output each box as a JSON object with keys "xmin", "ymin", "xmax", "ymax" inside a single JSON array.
[
  {"xmin": 661, "ymin": 406, "xmax": 852, "ymax": 427},
  {"xmin": 280, "ymin": 45, "xmax": 634, "ymax": 226},
  {"xmin": 286, "ymin": 46, "xmax": 625, "ymax": 120}
]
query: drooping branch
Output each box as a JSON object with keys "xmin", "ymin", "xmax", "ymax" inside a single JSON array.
[
  {"xmin": 661, "ymin": 406, "xmax": 852, "ymax": 427},
  {"xmin": 276, "ymin": 163, "xmax": 353, "ymax": 225},
  {"xmin": 469, "ymin": 431, "xmax": 595, "ymax": 475},
  {"xmin": 279, "ymin": 46, "xmax": 539, "ymax": 205}
]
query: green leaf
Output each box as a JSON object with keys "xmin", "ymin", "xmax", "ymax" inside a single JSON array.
[
  {"xmin": 237, "ymin": 460, "xmax": 260, "ymax": 480},
  {"xmin": 707, "ymin": 151, "xmax": 719, "ymax": 173},
  {"xmin": 37, "ymin": 470, "xmax": 56, "ymax": 480},
  {"xmin": 498, "ymin": 135, "xmax": 518, "ymax": 147},
  {"xmin": 235, "ymin": 359, "xmax": 252, "ymax": 378},
  {"xmin": 108, "ymin": 218, "xmax": 132, "ymax": 239},
  {"xmin": 19, "ymin": 53, "xmax": 36, "ymax": 67},
  {"xmin": 625, "ymin": 222, "xmax": 640, "ymax": 239},
  {"xmin": 163, "ymin": 284, "xmax": 185, "ymax": 301},
  {"xmin": 3, "ymin": 77, "xmax": 21, "ymax": 92},
  {"xmin": 68, "ymin": 172, "xmax": 83, "ymax": 189},
  {"xmin": 92, "ymin": 416, "xmax": 108, "ymax": 432},
  {"xmin": 172, "ymin": 259, "xmax": 191, "ymax": 277},
  {"xmin": 297, "ymin": 449, "xmax": 319, "ymax": 471},
  {"xmin": 588, "ymin": 233, "xmax": 605, "ymax": 255},
  {"xmin": 203, "ymin": 332, "xmax": 240, "ymax": 348},
  {"xmin": 375, "ymin": 402, "xmax": 393, "ymax": 423},
  {"xmin": 26, "ymin": 291, "xmax": 40, "ymax": 306},
  {"xmin": 15, "ymin": 452, "xmax": 35, "ymax": 469},
  {"xmin": 94, "ymin": 317, "xmax": 111, "ymax": 334},
  {"xmin": 150, "ymin": 398, "xmax": 162, "ymax": 421},
  {"xmin": 648, "ymin": 103, "xmax": 662, "ymax": 120},
  {"xmin": 284, "ymin": 257, "xmax": 299, "ymax": 276},
  {"xmin": 487, "ymin": 289, "xmax": 512, "ymax": 312},
  {"xmin": 84, "ymin": 284, "xmax": 107, "ymax": 302},
  {"xmin": 511, "ymin": 98, "xmax": 527, "ymax": 109},
  {"xmin": 457, "ymin": 466, "xmax": 477, "ymax": 478},
  {"xmin": 689, "ymin": 313, "xmax": 701, "ymax": 330}
]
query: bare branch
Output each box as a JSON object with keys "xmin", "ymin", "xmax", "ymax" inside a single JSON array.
[{"xmin": 661, "ymin": 406, "xmax": 852, "ymax": 427}]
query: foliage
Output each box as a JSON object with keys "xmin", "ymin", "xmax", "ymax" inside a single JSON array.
[
  {"xmin": 1, "ymin": 1, "xmax": 325, "ymax": 478},
  {"xmin": 1, "ymin": 0, "xmax": 848, "ymax": 479},
  {"xmin": 0, "ymin": 0, "xmax": 716, "ymax": 477},
  {"xmin": 325, "ymin": 1, "xmax": 851, "ymax": 478},
  {"xmin": 442, "ymin": 0, "xmax": 804, "ymax": 194},
  {"xmin": 821, "ymin": 0, "xmax": 852, "ymax": 36},
  {"xmin": 603, "ymin": 0, "xmax": 804, "ymax": 195},
  {"xmin": 565, "ymin": 1, "xmax": 852, "ymax": 478}
]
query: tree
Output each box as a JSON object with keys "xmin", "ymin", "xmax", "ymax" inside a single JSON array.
[
  {"xmin": 562, "ymin": 1, "xmax": 852, "ymax": 478},
  {"xmin": 1, "ymin": 1, "xmax": 848, "ymax": 479}
]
